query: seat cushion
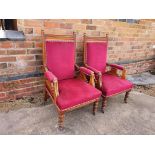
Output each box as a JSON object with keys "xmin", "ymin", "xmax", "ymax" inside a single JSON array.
[
  {"xmin": 86, "ymin": 42, "xmax": 108, "ymax": 73},
  {"xmin": 56, "ymin": 78, "xmax": 102, "ymax": 110},
  {"xmin": 46, "ymin": 41, "xmax": 75, "ymax": 80},
  {"xmin": 102, "ymin": 73, "xmax": 133, "ymax": 97}
]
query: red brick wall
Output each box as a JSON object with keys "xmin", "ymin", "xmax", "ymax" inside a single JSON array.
[{"xmin": 0, "ymin": 19, "xmax": 155, "ymax": 101}]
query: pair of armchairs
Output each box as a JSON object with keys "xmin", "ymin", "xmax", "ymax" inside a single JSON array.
[{"xmin": 42, "ymin": 31, "xmax": 133, "ymax": 130}]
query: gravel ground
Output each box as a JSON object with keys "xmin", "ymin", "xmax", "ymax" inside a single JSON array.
[
  {"xmin": 0, "ymin": 93, "xmax": 45, "ymax": 113},
  {"xmin": 134, "ymin": 85, "xmax": 155, "ymax": 97},
  {"xmin": 0, "ymin": 85, "xmax": 155, "ymax": 113}
]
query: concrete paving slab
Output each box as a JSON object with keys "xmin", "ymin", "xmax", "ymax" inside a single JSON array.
[
  {"xmin": 0, "ymin": 91, "xmax": 155, "ymax": 135},
  {"xmin": 128, "ymin": 72, "xmax": 155, "ymax": 85}
]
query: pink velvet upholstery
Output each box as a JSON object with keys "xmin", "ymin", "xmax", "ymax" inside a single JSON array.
[
  {"xmin": 44, "ymin": 71, "xmax": 57, "ymax": 82},
  {"xmin": 86, "ymin": 42, "xmax": 108, "ymax": 73},
  {"xmin": 57, "ymin": 78, "xmax": 102, "ymax": 110},
  {"xmin": 102, "ymin": 73, "xmax": 133, "ymax": 97},
  {"xmin": 80, "ymin": 67, "xmax": 94, "ymax": 75},
  {"xmin": 107, "ymin": 63, "xmax": 124, "ymax": 70},
  {"xmin": 46, "ymin": 41, "xmax": 75, "ymax": 80}
]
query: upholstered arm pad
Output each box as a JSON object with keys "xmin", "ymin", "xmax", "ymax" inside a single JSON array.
[
  {"xmin": 44, "ymin": 71, "xmax": 57, "ymax": 82},
  {"xmin": 80, "ymin": 67, "xmax": 94, "ymax": 76},
  {"xmin": 86, "ymin": 66, "xmax": 102, "ymax": 75},
  {"xmin": 107, "ymin": 63, "xmax": 124, "ymax": 70}
]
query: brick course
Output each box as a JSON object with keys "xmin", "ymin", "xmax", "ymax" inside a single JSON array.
[{"xmin": 0, "ymin": 19, "xmax": 155, "ymax": 102}]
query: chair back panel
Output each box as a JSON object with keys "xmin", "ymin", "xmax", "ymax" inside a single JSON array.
[
  {"xmin": 86, "ymin": 41, "xmax": 108, "ymax": 73},
  {"xmin": 45, "ymin": 40, "xmax": 75, "ymax": 80}
]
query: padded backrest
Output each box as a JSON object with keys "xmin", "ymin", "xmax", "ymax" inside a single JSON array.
[
  {"xmin": 86, "ymin": 41, "xmax": 108, "ymax": 73},
  {"xmin": 45, "ymin": 41, "xmax": 75, "ymax": 80}
]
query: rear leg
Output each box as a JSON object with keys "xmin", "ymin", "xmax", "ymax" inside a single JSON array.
[
  {"xmin": 101, "ymin": 97, "xmax": 107, "ymax": 113},
  {"xmin": 124, "ymin": 90, "xmax": 131, "ymax": 103},
  {"xmin": 93, "ymin": 101, "xmax": 98, "ymax": 115}
]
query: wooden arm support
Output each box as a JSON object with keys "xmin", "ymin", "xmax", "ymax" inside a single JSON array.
[
  {"xmin": 106, "ymin": 63, "xmax": 126, "ymax": 79},
  {"xmin": 77, "ymin": 66, "xmax": 95, "ymax": 87},
  {"xmin": 44, "ymin": 68, "xmax": 59, "ymax": 102},
  {"xmin": 45, "ymin": 80, "xmax": 59, "ymax": 102},
  {"xmin": 85, "ymin": 65, "xmax": 102, "ymax": 89}
]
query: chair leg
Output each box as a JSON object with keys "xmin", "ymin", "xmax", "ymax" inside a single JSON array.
[
  {"xmin": 102, "ymin": 97, "xmax": 107, "ymax": 113},
  {"xmin": 58, "ymin": 111, "xmax": 65, "ymax": 130},
  {"xmin": 44, "ymin": 89, "xmax": 48, "ymax": 104},
  {"xmin": 124, "ymin": 90, "xmax": 130, "ymax": 103},
  {"xmin": 93, "ymin": 101, "xmax": 98, "ymax": 115}
]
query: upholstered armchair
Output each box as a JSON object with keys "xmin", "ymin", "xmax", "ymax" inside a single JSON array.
[
  {"xmin": 83, "ymin": 33, "xmax": 133, "ymax": 113},
  {"xmin": 42, "ymin": 31, "xmax": 101, "ymax": 129}
]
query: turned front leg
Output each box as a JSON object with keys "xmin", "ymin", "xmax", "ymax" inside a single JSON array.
[
  {"xmin": 102, "ymin": 97, "xmax": 107, "ymax": 113},
  {"xmin": 58, "ymin": 111, "xmax": 65, "ymax": 130},
  {"xmin": 93, "ymin": 101, "xmax": 98, "ymax": 115},
  {"xmin": 124, "ymin": 90, "xmax": 131, "ymax": 103}
]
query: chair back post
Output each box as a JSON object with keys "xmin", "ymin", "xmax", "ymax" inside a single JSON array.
[
  {"xmin": 83, "ymin": 33, "xmax": 87, "ymax": 66},
  {"xmin": 41, "ymin": 30, "xmax": 48, "ymax": 72},
  {"xmin": 73, "ymin": 31, "xmax": 76, "ymax": 63}
]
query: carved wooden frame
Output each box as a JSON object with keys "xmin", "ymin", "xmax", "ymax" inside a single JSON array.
[
  {"xmin": 42, "ymin": 31, "xmax": 100, "ymax": 129},
  {"xmin": 83, "ymin": 33, "xmax": 132, "ymax": 113}
]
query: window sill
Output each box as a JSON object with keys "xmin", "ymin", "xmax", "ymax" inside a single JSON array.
[{"xmin": 0, "ymin": 30, "xmax": 25, "ymax": 41}]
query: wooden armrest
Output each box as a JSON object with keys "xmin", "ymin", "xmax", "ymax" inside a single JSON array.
[
  {"xmin": 107, "ymin": 63, "xmax": 124, "ymax": 70},
  {"xmin": 106, "ymin": 63, "xmax": 126, "ymax": 79},
  {"xmin": 85, "ymin": 65, "xmax": 102, "ymax": 89},
  {"xmin": 44, "ymin": 70, "xmax": 59, "ymax": 101},
  {"xmin": 86, "ymin": 65, "xmax": 102, "ymax": 75},
  {"xmin": 44, "ymin": 71, "xmax": 57, "ymax": 82},
  {"xmin": 79, "ymin": 67, "xmax": 94, "ymax": 76},
  {"xmin": 78, "ymin": 66, "xmax": 95, "ymax": 87}
]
